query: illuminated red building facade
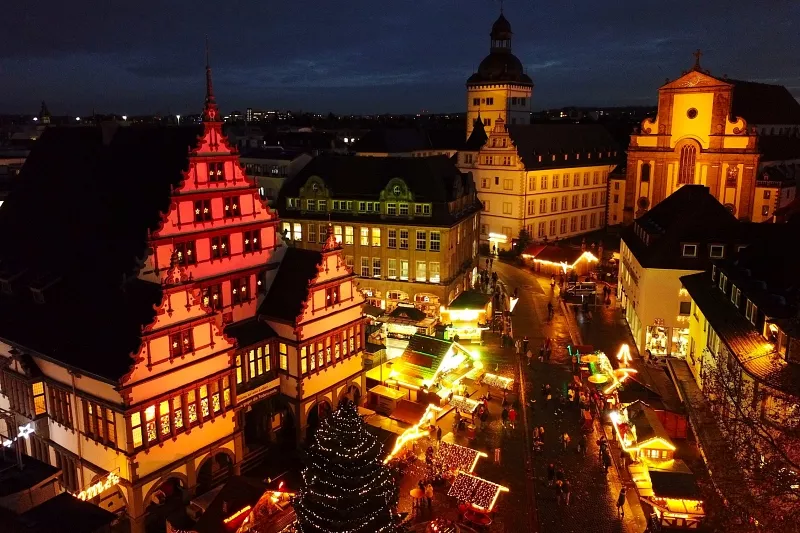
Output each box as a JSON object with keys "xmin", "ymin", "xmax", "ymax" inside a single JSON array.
[{"xmin": 0, "ymin": 63, "xmax": 366, "ymax": 532}]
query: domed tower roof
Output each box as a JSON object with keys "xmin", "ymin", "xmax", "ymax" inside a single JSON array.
[
  {"xmin": 467, "ymin": 12, "xmax": 532, "ymax": 86},
  {"xmin": 491, "ymin": 14, "xmax": 512, "ymax": 40}
]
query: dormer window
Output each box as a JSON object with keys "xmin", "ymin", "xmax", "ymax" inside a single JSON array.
[
  {"xmin": 709, "ymin": 244, "xmax": 725, "ymax": 258},
  {"xmin": 386, "ymin": 203, "xmax": 397, "ymax": 215},
  {"xmin": 682, "ymin": 244, "xmax": 697, "ymax": 257},
  {"xmin": 393, "ymin": 185, "xmax": 402, "ymax": 195}
]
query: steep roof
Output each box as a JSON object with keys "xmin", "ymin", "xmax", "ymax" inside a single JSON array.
[
  {"xmin": 757, "ymin": 134, "xmax": 800, "ymax": 162},
  {"xmin": 627, "ymin": 401, "xmax": 671, "ymax": 444},
  {"xmin": 0, "ymin": 125, "xmax": 201, "ymax": 382},
  {"xmin": 620, "ymin": 185, "xmax": 743, "ymax": 270},
  {"xmin": 282, "ymin": 154, "xmax": 466, "ymax": 202},
  {"xmin": 224, "ymin": 318, "xmax": 277, "ymax": 348},
  {"xmin": 506, "ymin": 124, "xmax": 619, "ymax": 170},
  {"xmin": 729, "ymin": 79, "xmax": 800, "ymax": 125},
  {"xmin": 258, "ymin": 247, "xmax": 322, "ymax": 323},
  {"xmin": 649, "ymin": 469, "xmax": 701, "ymax": 500},
  {"xmin": 398, "ymin": 334, "xmax": 453, "ymax": 381}
]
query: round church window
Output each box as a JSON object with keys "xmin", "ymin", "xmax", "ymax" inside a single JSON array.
[{"xmin": 687, "ymin": 108, "xmax": 698, "ymax": 119}]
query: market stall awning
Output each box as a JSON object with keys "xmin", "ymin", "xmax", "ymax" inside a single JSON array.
[
  {"xmin": 521, "ymin": 244, "xmax": 598, "ymax": 270},
  {"xmin": 447, "ymin": 472, "xmax": 509, "ymax": 511},
  {"xmin": 447, "ymin": 291, "xmax": 492, "ymax": 311},
  {"xmin": 434, "ymin": 442, "xmax": 487, "ymax": 473},
  {"xmin": 363, "ymin": 303, "xmax": 385, "ymax": 319},
  {"xmin": 387, "ymin": 304, "xmax": 428, "ymax": 323},
  {"xmin": 395, "ymin": 334, "xmax": 454, "ymax": 381}
]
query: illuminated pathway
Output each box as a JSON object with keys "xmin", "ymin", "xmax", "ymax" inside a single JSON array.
[{"xmin": 491, "ymin": 258, "xmax": 646, "ymax": 533}]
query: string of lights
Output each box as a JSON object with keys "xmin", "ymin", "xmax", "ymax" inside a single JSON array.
[
  {"xmin": 293, "ymin": 402, "xmax": 403, "ymax": 533},
  {"xmin": 433, "ymin": 442, "xmax": 487, "ymax": 473},
  {"xmin": 446, "ymin": 471, "xmax": 509, "ymax": 511}
]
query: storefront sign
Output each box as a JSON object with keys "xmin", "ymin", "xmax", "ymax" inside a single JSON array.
[
  {"xmin": 237, "ymin": 378, "xmax": 280, "ymax": 407},
  {"xmin": 73, "ymin": 472, "xmax": 120, "ymax": 501}
]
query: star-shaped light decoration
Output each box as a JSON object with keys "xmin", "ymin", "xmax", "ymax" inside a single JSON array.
[{"xmin": 17, "ymin": 423, "xmax": 34, "ymax": 440}]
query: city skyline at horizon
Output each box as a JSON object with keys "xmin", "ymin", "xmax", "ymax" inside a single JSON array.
[{"xmin": 2, "ymin": 0, "xmax": 799, "ymax": 116}]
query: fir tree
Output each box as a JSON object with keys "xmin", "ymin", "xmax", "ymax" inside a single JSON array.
[{"xmin": 294, "ymin": 401, "xmax": 403, "ymax": 533}]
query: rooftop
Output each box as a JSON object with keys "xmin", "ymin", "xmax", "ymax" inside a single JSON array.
[
  {"xmin": 352, "ymin": 128, "xmax": 467, "ymax": 154},
  {"xmin": 15, "ymin": 493, "xmax": 117, "ymax": 533},
  {"xmin": 506, "ymin": 124, "xmax": 619, "ymax": 170},
  {"xmin": 0, "ymin": 125, "xmax": 202, "ymax": 382},
  {"xmin": 258, "ymin": 247, "xmax": 322, "ymax": 324}
]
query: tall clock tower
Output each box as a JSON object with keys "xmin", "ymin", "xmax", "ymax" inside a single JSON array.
[{"xmin": 466, "ymin": 12, "xmax": 533, "ymax": 139}]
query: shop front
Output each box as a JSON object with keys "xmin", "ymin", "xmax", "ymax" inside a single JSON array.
[
  {"xmin": 670, "ymin": 325, "xmax": 690, "ymax": 358},
  {"xmin": 645, "ymin": 320, "xmax": 669, "ymax": 358},
  {"xmin": 440, "ymin": 291, "xmax": 492, "ymax": 344}
]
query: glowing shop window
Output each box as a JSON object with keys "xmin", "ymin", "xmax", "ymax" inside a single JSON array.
[
  {"xmin": 145, "ymin": 405, "xmax": 157, "ymax": 442},
  {"xmin": 131, "ymin": 412, "xmax": 143, "ymax": 448},
  {"xmin": 301, "ymin": 347, "xmax": 308, "ymax": 374},
  {"xmin": 32, "ymin": 381, "xmax": 46, "ymax": 415},
  {"xmin": 160, "ymin": 401, "xmax": 170, "ymax": 436},
  {"xmin": 188, "ymin": 391, "xmax": 198, "ymax": 423},
  {"xmin": 172, "ymin": 397, "xmax": 183, "ymax": 429},
  {"xmin": 200, "ymin": 385, "xmax": 209, "ymax": 417}
]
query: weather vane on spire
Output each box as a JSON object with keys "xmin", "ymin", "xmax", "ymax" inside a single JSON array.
[{"xmin": 203, "ymin": 36, "xmax": 219, "ymax": 122}]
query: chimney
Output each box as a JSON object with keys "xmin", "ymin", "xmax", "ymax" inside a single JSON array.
[{"xmin": 101, "ymin": 121, "xmax": 120, "ymax": 146}]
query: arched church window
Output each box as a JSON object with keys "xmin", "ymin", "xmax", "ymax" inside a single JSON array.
[
  {"xmin": 678, "ymin": 145, "xmax": 697, "ymax": 185},
  {"xmin": 640, "ymin": 163, "xmax": 651, "ymax": 183}
]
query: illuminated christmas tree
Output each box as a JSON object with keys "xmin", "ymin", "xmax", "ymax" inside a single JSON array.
[{"xmin": 294, "ymin": 401, "xmax": 403, "ymax": 533}]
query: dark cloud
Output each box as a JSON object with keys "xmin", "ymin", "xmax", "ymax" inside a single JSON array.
[{"xmin": 1, "ymin": 0, "xmax": 798, "ymax": 113}]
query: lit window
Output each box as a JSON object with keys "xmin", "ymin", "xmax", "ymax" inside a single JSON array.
[
  {"xmin": 334, "ymin": 225, "xmax": 343, "ymax": 243},
  {"xmin": 174, "ymin": 241, "xmax": 196, "ymax": 266},
  {"xmin": 279, "ymin": 343, "xmax": 288, "ymax": 370},
  {"xmin": 345, "ymin": 226, "xmax": 354, "ymax": 245},
  {"xmin": 373, "ymin": 257, "xmax": 381, "ymax": 278},
  {"xmin": 429, "ymin": 262, "xmax": 440, "ymax": 283},
  {"xmin": 188, "ymin": 391, "xmax": 197, "ymax": 423},
  {"xmin": 243, "ymin": 230, "xmax": 261, "ymax": 253},
  {"xmin": 145, "ymin": 405, "xmax": 157, "ymax": 442},
  {"xmin": 194, "ymin": 199, "xmax": 212, "ymax": 222},
  {"xmin": 32, "ymin": 382, "xmax": 45, "ymax": 415},
  {"xmin": 208, "ymin": 162, "xmax": 225, "ymax": 182},
  {"xmin": 360, "ymin": 227, "xmax": 369, "ymax": 246},
  {"xmin": 371, "ymin": 228, "xmax": 381, "ymax": 247},
  {"xmin": 326, "ymin": 286, "xmax": 340, "ymax": 307},
  {"xmin": 173, "ymin": 397, "xmax": 183, "ymax": 429},
  {"xmin": 203, "ymin": 283, "xmax": 222, "ymax": 311},
  {"xmin": 211, "ymin": 235, "xmax": 231, "ymax": 259},
  {"xmin": 131, "ymin": 412, "xmax": 143, "ymax": 448},
  {"xmin": 200, "ymin": 385, "xmax": 209, "ymax": 418},
  {"xmin": 169, "ymin": 329, "xmax": 194, "ymax": 357},
  {"xmin": 416, "ymin": 261, "xmax": 427, "ymax": 282},
  {"xmin": 293, "ymin": 223, "xmax": 302, "ymax": 241},
  {"xmin": 160, "ymin": 400, "xmax": 170, "ymax": 436},
  {"xmin": 223, "ymin": 196, "xmax": 241, "ymax": 218}
]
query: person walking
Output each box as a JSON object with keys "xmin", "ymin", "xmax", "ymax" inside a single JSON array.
[
  {"xmin": 522, "ymin": 336, "xmax": 529, "ymax": 355},
  {"xmin": 515, "ymin": 338, "xmax": 521, "ymax": 356},
  {"xmin": 539, "ymin": 426, "xmax": 545, "ymax": 441},
  {"xmin": 620, "ymin": 449, "xmax": 630, "ymax": 470},
  {"xmin": 562, "ymin": 432, "xmax": 570, "ymax": 452},
  {"xmin": 501, "ymin": 407, "xmax": 509, "ymax": 428},
  {"xmin": 603, "ymin": 450, "xmax": 612, "ymax": 474},
  {"xmin": 563, "ymin": 480, "xmax": 571, "ymax": 506},
  {"xmin": 508, "ymin": 406, "xmax": 517, "ymax": 429},
  {"xmin": 547, "ymin": 463, "xmax": 555, "ymax": 486},
  {"xmin": 578, "ymin": 434, "xmax": 587, "ymax": 456},
  {"xmin": 616, "ymin": 487, "xmax": 626, "ymax": 517},
  {"xmin": 555, "ymin": 479, "xmax": 563, "ymax": 505},
  {"xmin": 425, "ymin": 483, "xmax": 434, "ymax": 509},
  {"xmin": 436, "ymin": 425, "xmax": 442, "ymax": 444},
  {"xmin": 526, "ymin": 348, "xmax": 533, "ymax": 366},
  {"xmin": 547, "ymin": 300, "xmax": 553, "ymax": 319}
]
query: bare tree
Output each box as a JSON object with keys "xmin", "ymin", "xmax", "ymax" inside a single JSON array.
[{"xmin": 699, "ymin": 344, "xmax": 800, "ymax": 532}]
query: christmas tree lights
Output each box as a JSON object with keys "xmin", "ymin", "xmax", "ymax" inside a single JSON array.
[{"xmin": 294, "ymin": 401, "xmax": 404, "ymax": 533}]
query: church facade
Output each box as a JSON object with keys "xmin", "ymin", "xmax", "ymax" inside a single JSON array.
[{"xmin": 625, "ymin": 54, "xmax": 800, "ymax": 223}]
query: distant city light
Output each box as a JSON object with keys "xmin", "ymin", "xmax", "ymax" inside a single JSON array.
[
  {"xmin": 122, "ymin": 115, "xmax": 127, "ymax": 121},
  {"xmin": 75, "ymin": 117, "xmax": 81, "ymax": 121},
  {"xmin": 33, "ymin": 117, "xmax": 38, "ymax": 122},
  {"xmin": 176, "ymin": 114, "xmax": 181, "ymax": 124}
]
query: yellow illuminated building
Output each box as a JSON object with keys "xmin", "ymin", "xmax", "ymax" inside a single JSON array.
[
  {"xmin": 625, "ymin": 52, "xmax": 800, "ymax": 223},
  {"xmin": 461, "ymin": 13, "xmax": 619, "ymax": 250}
]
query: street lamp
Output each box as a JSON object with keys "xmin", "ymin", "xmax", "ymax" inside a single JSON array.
[
  {"xmin": 122, "ymin": 115, "xmax": 127, "ymax": 121},
  {"xmin": 176, "ymin": 114, "xmax": 181, "ymax": 124},
  {"xmin": 75, "ymin": 117, "xmax": 81, "ymax": 122}
]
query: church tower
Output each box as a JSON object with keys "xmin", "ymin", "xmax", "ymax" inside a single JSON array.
[{"xmin": 466, "ymin": 11, "xmax": 533, "ymax": 138}]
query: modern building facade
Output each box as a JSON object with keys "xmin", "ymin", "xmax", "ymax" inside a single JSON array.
[
  {"xmin": 0, "ymin": 67, "xmax": 366, "ymax": 533},
  {"xmin": 239, "ymin": 148, "xmax": 312, "ymax": 206},
  {"xmin": 277, "ymin": 155, "xmax": 482, "ymax": 315},
  {"xmin": 625, "ymin": 55, "xmax": 800, "ymax": 223}
]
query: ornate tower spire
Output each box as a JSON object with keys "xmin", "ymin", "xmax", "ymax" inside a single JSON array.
[
  {"xmin": 203, "ymin": 37, "xmax": 220, "ymax": 123},
  {"xmin": 321, "ymin": 223, "xmax": 340, "ymax": 252}
]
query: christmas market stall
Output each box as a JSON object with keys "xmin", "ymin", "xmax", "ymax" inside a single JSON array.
[
  {"xmin": 433, "ymin": 442, "xmax": 487, "ymax": 475},
  {"xmin": 610, "ymin": 401, "xmax": 676, "ymax": 462},
  {"xmin": 449, "ymin": 472, "xmax": 509, "ymax": 527},
  {"xmin": 479, "ymin": 372, "xmax": 514, "ymax": 392},
  {"xmin": 382, "ymin": 303, "xmax": 438, "ymax": 360},
  {"xmin": 631, "ymin": 459, "xmax": 705, "ymax": 529},
  {"xmin": 440, "ymin": 291, "xmax": 492, "ymax": 344},
  {"xmin": 367, "ymin": 334, "xmax": 482, "ymax": 405},
  {"xmin": 521, "ymin": 243, "xmax": 599, "ymax": 276}
]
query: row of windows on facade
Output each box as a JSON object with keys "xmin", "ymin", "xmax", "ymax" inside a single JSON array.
[
  {"xmin": 285, "ymin": 198, "xmax": 432, "ymax": 216},
  {"xmin": 471, "ymin": 96, "xmax": 527, "ymax": 107},
  {"xmin": 243, "ymin": 163, "xmax": 288, "ymax": 177},
  {"xmin": 519, "ymin": 212, "xmax": 605, "ymax": 238},
  {"xmin": 520, "ymin": 171, "xmax": 609, "ymax": 191},
  {"xmin": 281, "ymin": 222, "xmax": 444, "ymax": 251},
  {"xmin": 192, "ymin": 197, "xmax": 254, "ymax": 222},
  {"xmin": 172, "ymin": 230, "xmax": 264, "ymax": 266},
  {"xmin": 130, "ymin": 375, "xmax": 233, "ymax": 449},
  {"xmin": 298, "ymin": 324, "xmax": 362, "ymax": 376},
  {"xmin": 484, "ymin": 192, "xmax": 606, "ymax": 217},
  {"xmin": 354, "ymin": 257, "xmax": 442, "ymax": 283},
  {"xmin": 678, "ymin": 243, "xmax": 731, "ymax": 259}
]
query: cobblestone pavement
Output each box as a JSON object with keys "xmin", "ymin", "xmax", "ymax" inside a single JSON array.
[{"xmin": 492, "ymin": 259, "xmax": 646, "ymax": 533}]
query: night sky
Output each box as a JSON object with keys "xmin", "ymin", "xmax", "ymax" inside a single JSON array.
[{"xmin": 2, "ymin": 0, "xmax": 799, "ymax": 115}]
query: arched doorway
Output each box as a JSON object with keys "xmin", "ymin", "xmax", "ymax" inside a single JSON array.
[
  {"xmin": 340, "ymin": 384, "xmax": 362, "ymax": 407},
  {"xmin": 305, "ymin": 400, "xmax": 332, "ymax": 441},
  {"xmin": 195, "ymin": 451, "xmax": 234, "ymax": 496},
  {"xmin": 145, "ymin": 476, "xmax": 187, "ymax": 533}
]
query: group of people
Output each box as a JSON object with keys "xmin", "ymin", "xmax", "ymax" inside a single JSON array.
[{"xmin": 546, "ymin": 463, "xmax": 573, "ymax": 506}]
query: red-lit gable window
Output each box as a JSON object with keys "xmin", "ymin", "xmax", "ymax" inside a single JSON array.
[
  {"xmin": 231, "ymin": 276, "xmax": 250, "ymax": 305},
  {"xmin": 243, "ymin": 230, "xmax": 261, "ymax": 253},
  {"xmin": 169, "ymin": 329, "xmax": 194, "ymax": 357},
  {"xmin": 256, "ymin": 269, "xmax": 267, "ymax": 295},
  {"xmin": 211, "ymin": 235, "xmax": 230, "ymax": 259},
  {"xmin": 175, "ymin": 241, "xmax": 196, "ymax": 265},
  {"xmin": 203, "ymin": 283, "xmax": 223, "ymax": 310},
  {"xmin": 209, "ymin": 162, "xmax": 225, "ymax": 182},
  {"xmin": 194, "ymin": 200, "xmax": 212, "ymax": 222},
  {"xmin": 224, "ymin": 196, "xmax": 241, "ymax": 218},
  {"xmin": 325, "ymin": 286, "xmax": 340, "ymax": 308}
]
